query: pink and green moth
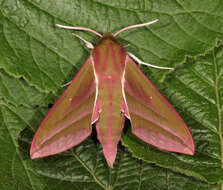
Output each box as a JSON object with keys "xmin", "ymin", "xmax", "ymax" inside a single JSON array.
[{"xmin": 30, "ymin": 19, "xmax": 194, "ymax": 168}]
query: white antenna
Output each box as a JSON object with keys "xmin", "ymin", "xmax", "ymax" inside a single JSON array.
[
  {"xmin": 113, "ymin": 19, "xmax": 159, "ymax": 37},
  {"xmin": 55, "ymin": 24, "xmax": 103, "ymax": 37},
  {"xmin": 128, "ymin": 52, "xmax": 174, "ymax": 70}
]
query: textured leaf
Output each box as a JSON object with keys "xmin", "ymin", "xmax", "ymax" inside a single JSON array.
[
  {"xmin": 0, "ymin": 70, "xmax": 52, "ymax": 107},
  {"xmin": 0, "ymin": 102, "xmax": 44, "ymax": 190},
  {"xmin": 0, "ymin": 0, "xmax": 223, "ymax": 189}
]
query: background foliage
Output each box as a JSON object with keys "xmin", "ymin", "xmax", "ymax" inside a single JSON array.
[{"xmin": 0, "ymin": 0, "xmax": 223, "ymax": 189}]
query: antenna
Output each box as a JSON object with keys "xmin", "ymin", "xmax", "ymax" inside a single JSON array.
[
  {"xmin": 55, "ymin": 24, "xmax": 103, "ymax": 37},
  {"xmin": 113, "ymin": 19, "xmax": 158, "ymax": 37}
]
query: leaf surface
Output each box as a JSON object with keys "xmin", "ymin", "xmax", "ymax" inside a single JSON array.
[{"xmin": 0, "ymin": 0, "xmax": 223, "ymax": 188}]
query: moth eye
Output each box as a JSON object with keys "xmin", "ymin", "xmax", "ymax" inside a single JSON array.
[
  {"xmin": 149, "ymin": 96, "xmax": 152, "ymax": 100},
  {"xmin": 69, "ymin": 98, "xmax": 72, "ymax": 101}
]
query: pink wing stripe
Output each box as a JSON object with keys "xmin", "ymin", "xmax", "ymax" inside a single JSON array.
[
  {"xmin": 31, "ymin": 129, "xmax": 90, "ymax": 159},
  {"xmin": 133, "ymin": 128, "xmax": 193, "ymax": 155},
  {"xmin": 33, "ymin": 110, "xmax": 93, "ymax": 148}
]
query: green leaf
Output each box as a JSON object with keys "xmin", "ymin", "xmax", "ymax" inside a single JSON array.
[
  {"xmin": 0, "ymin": 70, "xmax": 53, "ymax": 107},
  {"xmin": 0, "ymin": 0, "xmax": 223, "ymax": 189},
  {"xmin": 0, "ymin": 103, "xmax": 44, "ymax": 190}
]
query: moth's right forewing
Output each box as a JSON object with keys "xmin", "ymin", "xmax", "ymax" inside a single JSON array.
[
  {"xmin": 124, "ymin": 57, "xmax": 194, "ymax": 155},
  {"xmin": 30, "ymin": 59, "xmax": 97, "ymax": 159}
]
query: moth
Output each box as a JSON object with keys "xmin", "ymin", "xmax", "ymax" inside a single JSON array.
[{"xmin": 30, "ymin": 20, "xmax": 194, "ymax": 168}]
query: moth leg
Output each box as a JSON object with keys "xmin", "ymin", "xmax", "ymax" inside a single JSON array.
[
  {"xmin": 123, "ymin": 44, "xmax": 130, "ymax": 48},
  {"xmin": 60, "ymin": 34, "xmax": 94, "ymax": 88},
  {"xmin": 127, "ymin": 52, "xmax": 174, "ymax": 70},
  {"xmin": 61, "ymin": 81, "xmax": 71, "ymax": 88},
  {"xmin": 72, "ymin": 33, "xmax": 94, "ymax": 49}
]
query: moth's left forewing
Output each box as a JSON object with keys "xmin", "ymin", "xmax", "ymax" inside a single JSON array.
[
  {"xmin": 30, "ymin": 59, "xmax": 96, "ymax": 159},
  {"xmin": 123, "ymin": 56, "xmax": 194, "ymax": 155}
]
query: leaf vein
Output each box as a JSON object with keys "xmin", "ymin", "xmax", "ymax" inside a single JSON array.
[
  {"xmin": 190, "ymin": 67, "xmax": 215, "ymax": 88},
  {"xmin": 1, "ymin": 107, "xmax": 37, "ymax": 190},
  {"xmin": 112, "ymin": 150, "xmax": 124, "ymax": 188},
  {"xmin": 212, "ymin": 48, "xmax": 223, "ymax": 168},
  {"xmin": 137, "ymin": 161, "xmax": 143, "ymax": 190},
  {"xmin": 1, "ymin": 7, "xmax": 76, "ymax": 69},
  {"xmin": 71, "ymin": 150, "xmax": 106, "ymax": 190},
  {"xmin": 170, "ymin": 78, "xmax": 218, "ymax": 135},
  {"xmin": 136, "ymin": 15, "xmax": 204, "ymax": 54},
  {"xmin": 176, "ymin": 77, "xmax": 217, "ymax": 107},
  {"xmin": 175, "ymin": 0, "xmax": 222, "ymax": 35},
  {"xmin": 29, "ymin": 37, "xmax": 59, "ymax": 88}
]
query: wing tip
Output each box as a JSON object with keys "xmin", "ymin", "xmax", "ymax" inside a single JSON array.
[
  {"xmin": 181, "ymin": 144, "xmax": 194, "ymax": 156},
  {"xmin": 30, "ymin": 151, "xmax": 41, "ymax": 159},
  {"xmin": 30, "ymin": 144, "xmax": 47, "ymax": 159},
  {"xmin": 30, "ymin": 143, "xmax": 37, "ymax": 159},
  {"xmin": 182, "ymin": 132, "xmax": 195, "ymax": 156},
  {"xmin": 184, "ymin": 138, "xmax": 195, "ymax": 156},
  {"xmin": 30, "ymin": 130, "xmax": 92, "ymax": 160}
]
